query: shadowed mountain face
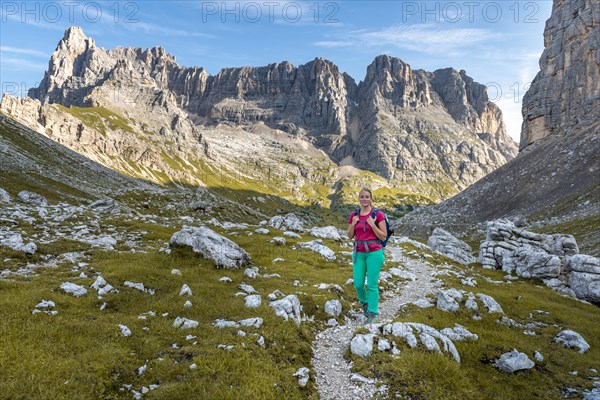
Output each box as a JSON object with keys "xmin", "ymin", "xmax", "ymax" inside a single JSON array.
[
  {"xmin": 4, "ymin": 26, "xmax": 517, "ymax": 206},
  {"xmin": 397, "ymin": 0, "xmax": 599, "ymax": 248}
]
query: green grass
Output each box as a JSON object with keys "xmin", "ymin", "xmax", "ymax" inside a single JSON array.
[
  {"xmin": 55, "ymin": 105, "xmax": 135, "ymax": 137},
  {"xmin": 0, "ymin": 205, "xmax": 358, "ymax": 399}
]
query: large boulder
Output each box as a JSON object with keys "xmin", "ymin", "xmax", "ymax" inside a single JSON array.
[
  {"xmin": 0, "ymin": 188, "xmax": 10, "ymax": 203},
  {"xmin": 565, "ymin": 255, "xmax": 600, "ymax": 304},
  {"xmin": 350, "ymin": 333, "xmax": 375, "ymax": 357},
  {"xmin": 297, "ymin": 240, "xmax": 336, "ymax": 260},
  {"xmin": 494, "ymin": 350, "xmax": 535, "ymax": 373},
  {"xmin": 18, "ymin": 190, "xmax": 48, "ymax": 206},
  {"xmin": 324, "ymin": 299, "xmax": 342, "ymax": 317},
  {"xmin": 89, "ymin": 198, "xmax": 120, "ymax": 213},
  {"xmin": 553, "ymin": 330, "xmax": 590, "ymax": 353},
  {"xmin": 0, "ymin": 232, "xmax": 37, "ymax": 254},
  {"xmin": 428, "ymin": 228, "xmax": 475, "ymax": 265},
  {"xmin": 270, "ymin": 295, "xmax": 302, "ymax": 324},
  {"xmin": 169, "ymin": 226, "xmax": 251, "ymax": 269},
  {"xmin": 268, "ymin": 213, "xmax": 304, "ymax": 232},
  {"xmin": 478, "ymin": 219, "xmax": 598, "ymax": 302},
  {"xmin": 308, "ymin": 226, "xmax": 343, "ymax": 241}
]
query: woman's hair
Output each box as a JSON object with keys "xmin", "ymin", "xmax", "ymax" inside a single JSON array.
[{"xmin": 359, "ymin": 188, "xmax": 373, "ymax": 197}]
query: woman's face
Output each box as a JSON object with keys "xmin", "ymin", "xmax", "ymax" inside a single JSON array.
[{"xmin": 359, "ymin": 190, "xmax": 371, "ymax": 208}]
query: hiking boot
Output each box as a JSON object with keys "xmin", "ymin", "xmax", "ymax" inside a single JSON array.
[
  {"xmin": 365, "ymin": 311, "xmax": 377, "ymax": 325},
  {"xmin": 360, "ymin": 302, "xmax": 368, "ymax": 315}
]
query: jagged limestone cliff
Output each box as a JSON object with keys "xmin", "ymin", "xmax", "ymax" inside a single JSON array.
[{"xmin": 520, "ymin": 0, "xmax": 599, "ymax": 150}]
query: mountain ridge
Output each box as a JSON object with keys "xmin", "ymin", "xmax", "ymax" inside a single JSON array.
[{"xmin": 6, "ymin": 26, "xmax": 518, "ymax": 206}]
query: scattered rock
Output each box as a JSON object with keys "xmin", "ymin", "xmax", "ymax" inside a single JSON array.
[
  {"xmin": 378, "ymin": 338, "xmax": 391, "ymax": 351},
  {"xmin": 268, "ymin": 290, "xmax": 285, "ymax": 300},
  {"xmin": 244, "ymin": 267, "xmax": 259, "ymax": 279},
  {"xmin": 554, "ymin": 330, "xmax": 590, "ymax": 353},
  {"xmin": 350, "ymin": 333, "xmax": 375, "ymax": 357},
  {"xmin": 179, "ymin": 284, "xmax": 193, "ymax": 296},
  {"xmin": 350, "ymin": 373, "xmax": 375, "ymax": 384},
  {"xmin": 283, "ymin": 231, "xmax": 302, "ymax": 238},
  {"xmin": 478, "ymin": 219, "xmax": 596, "ymax": 302},
  {"xmin": 419, "ymin": 332, "xmax": 441, "ymax": 353},
  {"xmin": 18, "ymin": 191, "xmax": 47, "ymax": 206},
  {"xmin": 245, "ymin": 295, "xmax": 262, "ymax": 308},
  {"xmin": 476, "ymin": 293, "xmax": 504, "ymax": 313},
  {"xmin": 440, "ymin": 324, "xmax": 478, "ymax": 341},
  {"xmin": 308, "ymin": 226, "xmax": 343, "ymax": 241},
  {"xmin": 238, "ymin": 317, "xmax": 263, "ymax": 328},
  {"xmin": 428, "ymin": 228, "xmax": 475, "ymax": 265},
  {"xmin": 32, "ymin": 299, "xmax": 58, "ymax": 315},
  {"xmin": 171, "ymin": 269, "xmax": 182, "ymax": 276},
  {"xmin": 60, "ymin": 282, "xmax": 87, "ymax": 297},
  {"xmin": 413, "ymin": 298, "xmax": 433, "ymax": 308},
  {"xmin": 269, "ymin": 214, "xmax": 304, "ymax": 232},
  {"xmin": 270, "ymin": 294, "xmax": 302, "ymax": 324},
  {"xmin": 324, "ymin": 299, "xmax": 342, "ymax": 317},
  {"xmin": 271, "ymin": 237, "xmax": 286, "ymax": 245},
  {"xmin": 173, "ymin": 317, "xmax": 199, "ymax": 329},
  {"xmin": 90, "ymin": 276, "xmax": 117, "ymax": 296},
  {"xmin": 0, "ymin": 188, "xmax": 10, "ymax": 203},
  {"xmin": 190, "ymin": 200, "xmax": 210, "ymax": 212},
  {"xmin": 255, "ymin": 228, "xmax": 269, "ymax": 235},
  {"xmin": 389, "ymin": 267, "xmax": 416, "ymax": 281},
  {"xmin": 0, "ymin": 232, "xmax": 37, "ymax": 254},
  {"xmin": 238, "ymin": 283, "xmax": 256, "ymax": 294},
  {"xmin": 118, "ymin": 324, "xmax": 132, "ymax": 337},
  {"xmin": 213, "ymin": 319, "xmax": 239, "ymax": 329},
  {"xmin": 565, "ymin": 255, "xmax": 600, "ymax": 304},
  {"xmin": 293, "ymin": 367, "xmax": 310, "ymax": 387},
  {"xmin": 298, "ymin": 240, "xmax": 336, "ymax": 260},
  {"xmin": 495, "ymin": 349, "xmax": 535, "ymax": 373},
  {"xmin": 89, "ymin": 198, "xmax": 119, "ymax": 213},
  {"xmin": 461, "ymin": 277, "xmax": 477, "ymax": 287},
  {"xmin": 169, "ymin": 225, "xmax": 251, "ymax": 269},
  {"xmin": 124, "ymin": 281, "xmax": 154, "ymax": 295},
  {"xmin": 219, "ymin": 276, "xmax": 232, "ymax": 283},
  {"xmin": 436, "ymin": 290, "xmax": 460, "ymax": 312},
  {"xmin": 534, "ymin": 351, "xmax": 544, "ymax": 362}
]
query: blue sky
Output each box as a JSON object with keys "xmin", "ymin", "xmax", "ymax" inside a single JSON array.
[{"xmin": 0, "ymin": 1, "xmax": 553, "ymax": 142}]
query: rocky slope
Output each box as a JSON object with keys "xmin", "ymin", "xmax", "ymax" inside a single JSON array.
[
  {"xmin": 3, "ymin": 26, "xmax": 517, "ymax": 206},
  {"xmin": 397, "ymin": 0, "xmax": 600, "ymax": 253},
  {"xmin": 0, "ymin": 113, "xmax": 152, "ymax": 202}
]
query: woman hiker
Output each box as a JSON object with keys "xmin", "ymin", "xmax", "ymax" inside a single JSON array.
[{"xmin": 347, "ymin": 188, "xmax": 387, "ymax": 325}]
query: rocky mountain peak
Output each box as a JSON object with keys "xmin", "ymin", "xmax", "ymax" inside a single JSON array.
[{"xmin": 59, "ymin": 26, "xmax": 95, "ymax": 54}]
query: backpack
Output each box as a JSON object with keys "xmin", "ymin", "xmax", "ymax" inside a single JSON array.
[{"xmin": 354, "ymin": 207, "xmax": 394, "ymax": 247}]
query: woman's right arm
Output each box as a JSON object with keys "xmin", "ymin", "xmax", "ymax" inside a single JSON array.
[{"xmin": 347, "ymin": 216, "xmax": 358, "ymax": 239}]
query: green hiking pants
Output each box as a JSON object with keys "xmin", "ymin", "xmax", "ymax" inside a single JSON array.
[{"xmin": 353, "ymin": 249, "xmax": 385, "ymax": 314}]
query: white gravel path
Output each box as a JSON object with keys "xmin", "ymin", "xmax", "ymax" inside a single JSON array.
[{"xmin": 312, "ymin": 245, "xmax": 442, "ymax": 399}]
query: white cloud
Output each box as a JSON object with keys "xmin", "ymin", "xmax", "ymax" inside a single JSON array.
[
  {"xmin": 1, "ymin": 57, "xmax": 47, "ymax": 70},
  {"xmin": 314, "ymin": 24, "xmax": 501, "ymax": 54},
  {"xmin": 0, "ymin": 46, "xmax": 48, "ymax": 58},
  {"xmin": 123, "ymin": 21, "xmax": 215, "ymax": 38}
]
